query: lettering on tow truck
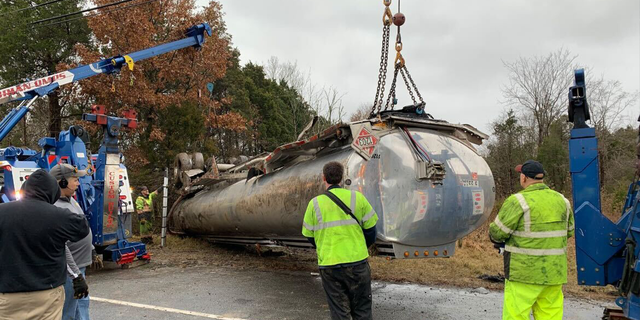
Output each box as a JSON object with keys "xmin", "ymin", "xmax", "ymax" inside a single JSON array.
[{"xmin": 106, "ymin": 171, "xmax": 117, "ymax": 227}]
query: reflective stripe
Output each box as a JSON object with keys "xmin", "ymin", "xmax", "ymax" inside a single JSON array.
[
  {"xmin": 362, "ymin": 209, "xmax": 376, "ymax": 223},
  {"xmin": 313, "ymin": 197, "xmax": 323, "ymax": 223},
  {"xmin": 350, "ymin": 191, "xmax": 357, "ymax": 213},
  {"xmin": 514, "ymin": 194, "xmax": 531, "ymax": 232},
  {"xmin": 493, "ymin": 216, "xmax": 515, "ymax": 235},
  {"xmin": 303, "ymin": 219, "xmax": 359, "ymax": 231},
  {"xmin": 350, "ymin": 191, "xmax": 360, "ymax": 226},
  {"xmin": 563, "ymin": 196, "xmax": 573, "ymax": 231},
  {"xmin": 512, "ymin": 230, "xmax": 568, "ymax": 238},
  {"xmin": 505, "ymin": 245, "xmax": 566, "ymax": 256},
  {"xmin": 303, "ymin": 221, "xmax": 315, "ymax": 232}
]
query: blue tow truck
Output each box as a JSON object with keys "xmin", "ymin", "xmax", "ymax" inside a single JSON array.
[{"xmin": 0, "ymin": 23, "xmax": 212, "ymax": 266}]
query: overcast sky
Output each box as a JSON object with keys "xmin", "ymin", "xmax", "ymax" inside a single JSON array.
[{"xmin": 197, "ymin": 0, "xmax": 639, "ymax": 134}]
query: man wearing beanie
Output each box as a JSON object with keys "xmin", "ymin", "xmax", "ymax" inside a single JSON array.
[{"xmin": 0, "ymin": 169, "xmax": 89, "ymax": 320}]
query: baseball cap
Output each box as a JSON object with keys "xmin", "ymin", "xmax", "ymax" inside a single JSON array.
[
  {"xmin": 515, "ymin": 160, "xmax": 545, "ymax": 179},
  {"xmin": 50, "ymin": 164, "xmax": 88, "ymax": 180}
]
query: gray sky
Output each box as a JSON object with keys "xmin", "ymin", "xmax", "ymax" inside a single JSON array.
[{"xmin": 198, "ymin": 0, "xmax": 639, "ymax": 134}]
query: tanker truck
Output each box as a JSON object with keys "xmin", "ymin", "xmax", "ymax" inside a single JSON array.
[{"xmin": 169, "ymin": 107, "xmax": 495, "ymax": 259}]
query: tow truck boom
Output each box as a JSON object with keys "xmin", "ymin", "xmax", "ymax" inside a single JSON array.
[
  {"xmin": 0, "ymin": 23, "xmax": 212, "ymax": 143},
  {"xmin": 569, "ymin": 68, "xmax": 640, "ymax": 319}
]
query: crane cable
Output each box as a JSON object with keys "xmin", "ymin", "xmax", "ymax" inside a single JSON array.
[
  {"xmin": 33, "ymin": 0, "xmax": 160, "ymax": 29},
  {"xmin": 30, "ymin": 0, "xmax": 136, "ymax": 25},
  {"xmin": 0, "ymin": 0, "xmax": 70, "ymax": 17},
  {"xmin": 370, "ymin": 0, "xmax": 425, "ymax": 117}
]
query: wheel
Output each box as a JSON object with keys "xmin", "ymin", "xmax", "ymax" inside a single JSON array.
[
  {"xmin": 192, "ymin": 152, "xmax": 204, "ymax": 170},
  {"xmin": 180, "ymin": 171, "xmax": 192, "ymax": 188},
  {"xmin": 176, "ymin": 153, "xmax": 192, "ymax": 171}
]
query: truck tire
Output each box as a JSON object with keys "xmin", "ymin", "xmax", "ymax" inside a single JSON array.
[
  {"xmin": 192, "ymin": 153, "xmax": 205, "ymax": 171},
  {"xmin": 176, "ymin": 153, "xmax": 192, "ymax": 171}
]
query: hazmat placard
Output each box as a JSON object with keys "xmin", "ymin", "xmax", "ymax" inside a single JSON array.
[{"xmin": 350, "ymin": 123, "xmax": 378, "ymax": 160}]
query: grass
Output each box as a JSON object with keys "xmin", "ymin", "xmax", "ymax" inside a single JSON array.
[{"xmin": 370, "ymin": 221, "xmax": 617, "ymax": 301}]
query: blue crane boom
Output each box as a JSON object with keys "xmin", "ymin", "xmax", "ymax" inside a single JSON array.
[
  {"xmin": 0, "ymin": 23, "xmax": 212, "ymax": 143},
  {"xmin": 0, "ymin": 22, "xmax": 213, "ymax": 266},
  {"xmin": 569, "ymin": 68, "xmax": 640, "ymax": 319}
]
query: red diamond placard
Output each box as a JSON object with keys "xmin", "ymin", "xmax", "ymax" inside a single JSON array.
[{"xmin": 353, "ymin": 127, "xmax": 378, "ymax": 157}]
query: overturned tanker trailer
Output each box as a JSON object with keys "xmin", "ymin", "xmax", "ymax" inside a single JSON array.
[{"xmin": 168, "ymin": 108, "xmax": 495, "ymax": 259}]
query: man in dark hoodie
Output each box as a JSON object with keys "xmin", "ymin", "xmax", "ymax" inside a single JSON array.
[{"xmin": 0, "ymin": 169, "xmax": 89, "ymax": 320}]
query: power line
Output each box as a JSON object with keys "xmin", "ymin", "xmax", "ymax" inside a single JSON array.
[
  {"xmin": 31, "ymin": 0, "xmax": 136, "ymax": 25},
  {"xmin": 0, "ymin": 0, "xmax": 70, "ymax": 17},
  {"xmin": 32, "ymin": 0, "xmax": 159, "ymax": 29}
]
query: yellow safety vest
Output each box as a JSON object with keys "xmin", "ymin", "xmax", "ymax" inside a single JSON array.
[
  {"xmin": 489, "ymin": 183, "xmax": 574, "ymax": 285},
  {"xmin": 302, "ymin": 188, "xmax": 378, "ymax": 267}
]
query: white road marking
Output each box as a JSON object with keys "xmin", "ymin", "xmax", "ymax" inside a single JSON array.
[{"xmin": 91, "ymin": 297, "xmax": 248, "ymax": 320}]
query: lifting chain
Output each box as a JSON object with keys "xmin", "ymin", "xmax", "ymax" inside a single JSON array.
[
  {"xmin": 371, "ymin": 0, "xmax": 393, "ymax": 117},
  {"xmin": 371, "ymin": 0, "xmax": 425, "ymax": 116},
  {"xmin": 384, "ymin": 67, "xmax": 400, "ymax": 110}
]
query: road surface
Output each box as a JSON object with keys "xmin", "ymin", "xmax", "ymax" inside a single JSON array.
[{"xmin": 87, "ymin": 263, "xmax": 611, "ymax": 320}]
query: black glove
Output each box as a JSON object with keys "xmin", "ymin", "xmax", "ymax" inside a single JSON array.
[
  {"xmin": 91, "ymin": 249, "xmax": 104, "ymax": 270},
  {"xmin": 73, "ymin": 274, "xmax": 89, "ymax": 299},
  {"xmin": 493, "ymin": 242, "xmax": 505, "ymax": 255}
]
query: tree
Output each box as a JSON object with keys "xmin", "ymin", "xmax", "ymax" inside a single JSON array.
[
  {"xmin": 350, "ymin": 104, "xmax": 373, "ymax": 122},
  {"xmin": 264, "ymin": 56, "xmax": 346, "ymax": 131},
  {"xmin": 588, "ymin": 76, "xmax": 639, "ymax": 134},
  {"xmin": 0, "ymin": 0, "xmax": 91, "ymax": 139},
  {"xmin": 75, "ymin": 0, "xmax": 234, "ymax": 170},
  {"xmin": 485, "ymin": 109, "xmax": 534, "ymax": 197},
  {"xmin": 502, "ymin": 48, "xmax": 578, "ymax": 147},
  {"xmin": 537, "ymin": 117, "xmax": 570, "ymax": 192}
]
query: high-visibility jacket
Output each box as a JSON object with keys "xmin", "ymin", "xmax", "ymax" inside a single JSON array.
[
  {"xmin": 136, "ymin": 191, "xmax": 157, "ymax": 213},
  {"xmin": 302, "ymin": 187, "xmax": 378, "ymax": 267},
  {"xmin": 489, "ymin": 183, "xmax": 574, "ymax": 285}
]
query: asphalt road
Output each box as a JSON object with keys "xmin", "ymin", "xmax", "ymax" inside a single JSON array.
[{"xmin": 87, "ymin": 263, "xmax": 611, "ymax": 320}]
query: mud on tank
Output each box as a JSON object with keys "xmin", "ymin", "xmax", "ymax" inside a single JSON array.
[{"xmin": 169, "ymin": 108, "xmax": 495, "ymax": 259}]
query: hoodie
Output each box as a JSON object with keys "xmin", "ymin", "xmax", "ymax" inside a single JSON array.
[{"xmin": 0, "ymin": 169, "xmax": 89, "ymax": 293}]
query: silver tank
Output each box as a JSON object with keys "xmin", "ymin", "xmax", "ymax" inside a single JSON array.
[{"xmin": 169, "ymin": 123, "xmax": 495, "ymax": 255}]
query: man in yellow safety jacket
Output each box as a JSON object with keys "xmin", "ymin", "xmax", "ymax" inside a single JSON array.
[
  {"xmin": 302, "ymin": 161, "xmax": 378, "ymax": 320},
  {"xmin": 489, "ymin": 160, "xmax": 574, "ymax": 320},
  {"xmin": 136, "ymin": 186, "xmax": 157, "ymax": 244}
]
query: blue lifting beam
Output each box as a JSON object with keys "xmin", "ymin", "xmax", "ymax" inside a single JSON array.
[
  {"xmin": 569, "ymin": 68, "xmax": 640, "ymax": 319},
  {"xmin": 0, "ymin": 23, "xmax": 212, "ymax": 144}
]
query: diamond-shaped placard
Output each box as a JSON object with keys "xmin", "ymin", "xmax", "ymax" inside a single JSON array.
[{"xmin": 350, "ymin": 123, "xmax": 378, "ymax": 160}]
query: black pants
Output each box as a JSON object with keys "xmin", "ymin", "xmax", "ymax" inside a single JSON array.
[{"xmin": 319, "ymin": 262, "xmax": 373, "ymax": 320}]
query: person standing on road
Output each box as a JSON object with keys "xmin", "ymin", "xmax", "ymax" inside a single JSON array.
[
  {"xmin": 489, "ymin": 160, "xmax": 575, "ymax": 320},
  {"xmin": 50, "ymin": 164, "xmax": 103, "ymax": 320},
  {"xmin": 0, "ymin": 169, "xmax": 90, "ymax": 320},
  {"xmin": 136, "ymin": 186, "xmax": 157, "ymax": 244},
  {"xmin": 302, "ymin": 161, "xmax": 379, "ymax": 320}
]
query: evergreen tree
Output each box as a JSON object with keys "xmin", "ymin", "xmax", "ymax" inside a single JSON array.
[{"xmin": 0, "ymin": 0, "xmax": 91, "ymax": 140}]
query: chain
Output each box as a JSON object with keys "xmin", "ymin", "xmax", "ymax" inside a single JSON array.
[
  {"xmin": 384, "ymin": 64, "xmax": 400, "ymax": 110},
  {"xmin": 371, "ymin": 24, "xmax": 391, "ymax": 115},
  {"xmin": 402, "ymin": 65, "xmax": 424, "ymax": 104},
  {"xmin": 372, "ymin": 0, "xmax": 427, "ymax": 114},
  {"xmin": 399, "ymin": 67, "xmax": 416, "ymax": 105}
]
